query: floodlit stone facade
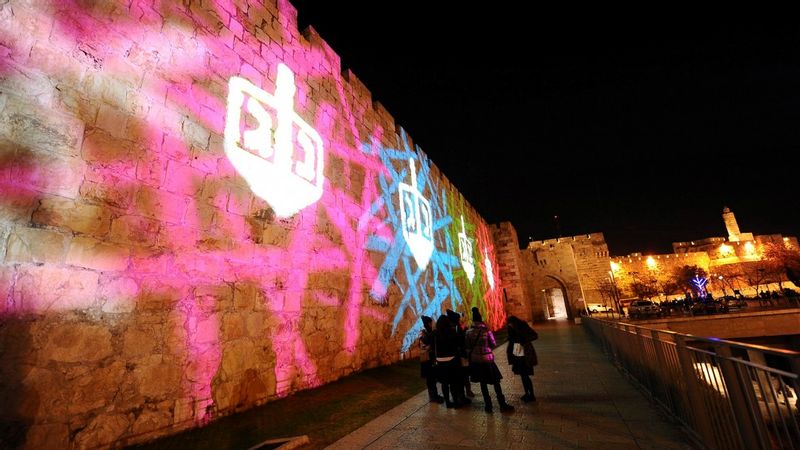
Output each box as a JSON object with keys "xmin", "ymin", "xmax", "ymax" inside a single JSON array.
[{"xmin": 0, "ymin": 1, "xmax": 506, "ymax": 447}]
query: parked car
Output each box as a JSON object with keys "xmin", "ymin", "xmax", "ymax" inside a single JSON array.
[
  {"xmin": 588, "ymin": 303, "xmax": 615, "ymax": 314},
  {"xmin": 721, "ymin": 296, "xmax": 747, "ymax": 311},
  {"xmin": 627, "ymin": 300, "xmax": 661, "ymax": 319},
  {"xmin": 691, "ymin": 300, "xmax": 729, "ymax": 315}
]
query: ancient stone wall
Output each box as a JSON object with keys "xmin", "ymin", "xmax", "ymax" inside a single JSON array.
[
  {"xmin": 611, "ymin": 252, "xmax": 711, "ymax": 299},
  {"xmin": 524, "ymin": 233, "xmax": 609, "ymax": 318},
  {"xmin": 0, "ymin": 1, "xmax": 505, "ymax": 447},
  {"xmin": 491, "ymin": 222, "xmax": 531, "ymax": 322}
]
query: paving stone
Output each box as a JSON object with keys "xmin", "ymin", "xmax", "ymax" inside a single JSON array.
[{"xmin": 326, "ymin": 321, "xmax": 697, "ymax": 450}]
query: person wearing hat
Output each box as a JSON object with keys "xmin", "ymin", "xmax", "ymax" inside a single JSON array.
[
  {"xmin": 418, "ymin": 316, "xmax": 444, "ymax": 403},
  {"xmin": 465, "ymin": 307, "xmax": 514, "ymax": 413}
]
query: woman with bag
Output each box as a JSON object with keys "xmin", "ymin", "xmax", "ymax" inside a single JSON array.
[
  {"xmin": 506, "ymin": 315, "xmax": 538, "ymax": 402},
  {"xmin": 465, "ymin": 307, "xmax": 514, "ymax": 413},
  {"xmin": 419, "ymin": 316, "xmax": 444, "ymax": 403}
]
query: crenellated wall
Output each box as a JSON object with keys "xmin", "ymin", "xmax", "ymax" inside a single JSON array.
[{"xmin": 0, "ymin": 1, "xmax": 505, "ymax": 448}]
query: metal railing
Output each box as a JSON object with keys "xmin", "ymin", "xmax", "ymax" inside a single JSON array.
[{"xmin": 584, "ymin": 317, "xmax": 800, "ymax": 449}]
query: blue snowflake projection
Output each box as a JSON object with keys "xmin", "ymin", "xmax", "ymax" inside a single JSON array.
[{"xmin": 363, "ymin": 129, "xmax": 463, "ymax": 352}]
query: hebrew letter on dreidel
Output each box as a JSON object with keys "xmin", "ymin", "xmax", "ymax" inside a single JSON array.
[{"xmin": 458, "ymin": 215, "xmax": 475, "ymax": 283}]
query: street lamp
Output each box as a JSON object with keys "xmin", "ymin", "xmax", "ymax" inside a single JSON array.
[{"xmin": 718, "ymin": 275, "xmax": 726, "ymax": 297}]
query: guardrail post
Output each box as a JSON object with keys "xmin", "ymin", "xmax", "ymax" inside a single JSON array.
[
  {"xmin": 715, "ymin": 345, "xmax": 770, "ymax": 450},
  {"xmin": 675, "ymin": 335, "xmax": 719, "ymax": 449}
]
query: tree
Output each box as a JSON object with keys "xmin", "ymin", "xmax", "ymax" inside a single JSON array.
[
  {"xmin": 763, "ymin": 242, "xmax": 800, "ymax": 289},
  {"xmin": 713, "ymin": 264, "xmax": 744, "ymax": 295},
  {"xmin": 672, "ymin": 265, "xmax": 708, "ymax": 295},
  {"xmin": 742, "ymin": 261, "xmax": 769, "ymax": 296}
]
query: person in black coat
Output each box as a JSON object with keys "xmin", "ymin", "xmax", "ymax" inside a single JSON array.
[
  {"xmin": 446, "ymin": 309, "xmax": 473, "ymax": 404},
  {"xmin": 506, "ymin": 315, "xmax": 538, "ymax": 402},
  {"xmin": 434, "ymin": 314, "xmax": 463, "ymax": 408},
  {"xmin": 418, "ymin": 315, "xmax": 444, "ymax": 403}
]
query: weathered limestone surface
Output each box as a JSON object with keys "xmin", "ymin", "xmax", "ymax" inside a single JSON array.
[{"xmin": 0, "ymin": 1, "xmax": 501, "ymax": 449}]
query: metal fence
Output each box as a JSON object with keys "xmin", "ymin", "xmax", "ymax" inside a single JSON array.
[{"xmin": 584, "ymin": 317, "xmax": 800, "ymax": 449}]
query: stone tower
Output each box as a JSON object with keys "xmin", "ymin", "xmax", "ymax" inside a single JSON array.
[{"xmin": 723, "ymin": 206, "xmax": 742, "ymax": 241}]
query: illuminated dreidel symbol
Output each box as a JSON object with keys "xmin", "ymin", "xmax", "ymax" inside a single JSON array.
[
  {"xmin": 458, "ymin": 215, "xmax": 475, "ymax": 283},
  {"xmin": 224, "ymin": 63, "xmax": 324, "ymax": 218},
  {"xmin": 484, "ymin": 247, "xmax": 495, "ymax": 290},
  {"xmin": 399, "ymin": 159, "xmax": 434, "ymax": 270}
]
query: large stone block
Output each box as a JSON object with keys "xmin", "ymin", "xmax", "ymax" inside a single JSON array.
[
  {"xmin": 219, "ymin": 340, "xmax": 255, "ymax": 380},
  {"xmin": 0, "ymin": 266, "xmax": 13, "ymax": 315},
  {"xmin": 163, "ymin": 160, "xmax": 205, "ymax": 196},
  {"xmin": 73, "ymin": 413, "xmax": 130, "ymax": 450},
  {"xmin": 80, "ymin": 165, "xmax": 135, "ymax": 209},
  {"xmin": 66, "ymin": 236, "xmax": 130, "ymax": 272},
  {"xmin": 10, "ymin": 148, "xmax": 85, "ymax": 199},
  {"xmin": 13, "ymin": 266, "xmax": 99, "ymax": 313},
  {"xmin": 66, "ymin": 361, "xmax": 126, "ymax": 416},
  {"xmin": 135, "ymin": 185, "xmax": 188, "ymax": 224},
  {"xmin": 24, "ymin": 423, "xmax": 70, "ymax": 450},
  {"xmin": 81, "ymin": 128, "xmax": 141, "ymax": 169},
  {"xmin": 123, "ymin": 326, "xmax": 159, "ymax": 358},
  {"xmin": 221, "ymin": 313, "xmax": 245, "ymax": 340},
  {"xmin": 4, "ymin": 226, "xmax": 69, "ymax": 264},
  {"xmin": 95, "ymin": 104, "xmax": 129, "ymax": 139},
  {"xmin": 133, "ymin": 355, "xmax": 181, "ymax": 398},
  {"xmin": 39, "ymin": 323, "xmax": 113, "ymax": 363},
  {"xmin": 131, "ymin": 408, "xmax": 172, "ymax": 436},
  {"xmin": 98, "ymin": 275, "xmax": 139, "ymax": 314},
  {"xmin": 0, "ymin": 95, "xmax": 84, "ymax": 157},
  {"xmin": 31, "ymin": 197, "xmax": 112, "ymax": 237},
  {"xmin": 109, "ymin": 214, "xmax": 160, "ymax": 247}
]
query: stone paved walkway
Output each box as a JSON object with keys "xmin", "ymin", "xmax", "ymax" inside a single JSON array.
[{"xmin": 325, "ymin": 320, "xmax": 697, "ymax": 449}]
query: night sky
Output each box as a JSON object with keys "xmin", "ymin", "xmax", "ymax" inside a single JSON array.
[{"xmin": 289, "ymin": 3, "xmax": 800, "ymax": 256}]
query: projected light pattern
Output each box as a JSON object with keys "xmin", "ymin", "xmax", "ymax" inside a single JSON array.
[
  {"xmin": 458, "ymin": 215, "xmax": 475, "ymax": 283},
  {"xmin": 476, "ymin": 221, "xmax": 505, "ymax": 330},
  {"xmin": 225, "ymin": 64, "xmax": 325, "ymax": 218},
  {"xmin": 366, "ymin": 130, "xmax": 464, "ymax": 352},
  {"xmin": 0, "ymin": 0, "xmax": 505, "ymax": 446},
  {"xmin": 484, "ymin": 247, "xmax": 495, "ymax": 290},
  {"xmin": 399, "ymin": 158, "xmax": 434, "ymax": 270}
]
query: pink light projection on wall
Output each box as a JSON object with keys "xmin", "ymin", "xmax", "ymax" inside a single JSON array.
[
  {"xmin": 0, "ymin": 0, "xmax": 505, "ymax": 444},
  {"xmin": 477, "ymin": 222, "xmax": 506, "ymax": 330}
]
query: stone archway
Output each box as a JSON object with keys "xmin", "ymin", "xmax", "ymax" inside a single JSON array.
[{"xmin": 540, "ymin": 275, "xmax": 575, "ymax": 320}]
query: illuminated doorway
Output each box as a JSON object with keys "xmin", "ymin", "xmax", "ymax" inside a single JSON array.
[{"xmin": 543, "ymin": 288, "xmax": 568, "ymax": 320}]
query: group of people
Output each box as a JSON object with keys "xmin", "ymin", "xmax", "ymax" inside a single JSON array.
[{"xmin": 418, "ymin": 308, "xmax": 538, "ymax": 413}]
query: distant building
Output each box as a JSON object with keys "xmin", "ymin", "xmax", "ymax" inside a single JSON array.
[{"xmin": 493, "ymin": 207, "xmax": 799, "ymax": 322}]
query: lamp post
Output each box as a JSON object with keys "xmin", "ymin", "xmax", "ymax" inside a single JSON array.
[{"xmin": 718, "ymin": 275, "xmax": 726, "ymax": 297}]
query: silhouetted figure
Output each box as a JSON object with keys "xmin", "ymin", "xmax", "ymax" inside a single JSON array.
[
  {"xmin": 446, "ymin": 309, "xmax": 472, "ymax": 405},
  {"xmin": 434, "ymin": 314, "xmax": 462, "ymax": 408},
  {"xmin": 418, "ymin": 316, "xmax": 444, "ymax": 403},
  {"xmin": 507, "ymin": 315, "xmax": 538, "ymax": 403},
  {"xmin": 466, "ymin": 307, "xmax": 513, "ymax": 413}
]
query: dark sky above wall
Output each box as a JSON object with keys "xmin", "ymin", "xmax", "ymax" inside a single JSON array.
[{"xmin": 289, "ymin": 3, "xmax": 800, "ymax": 255}]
